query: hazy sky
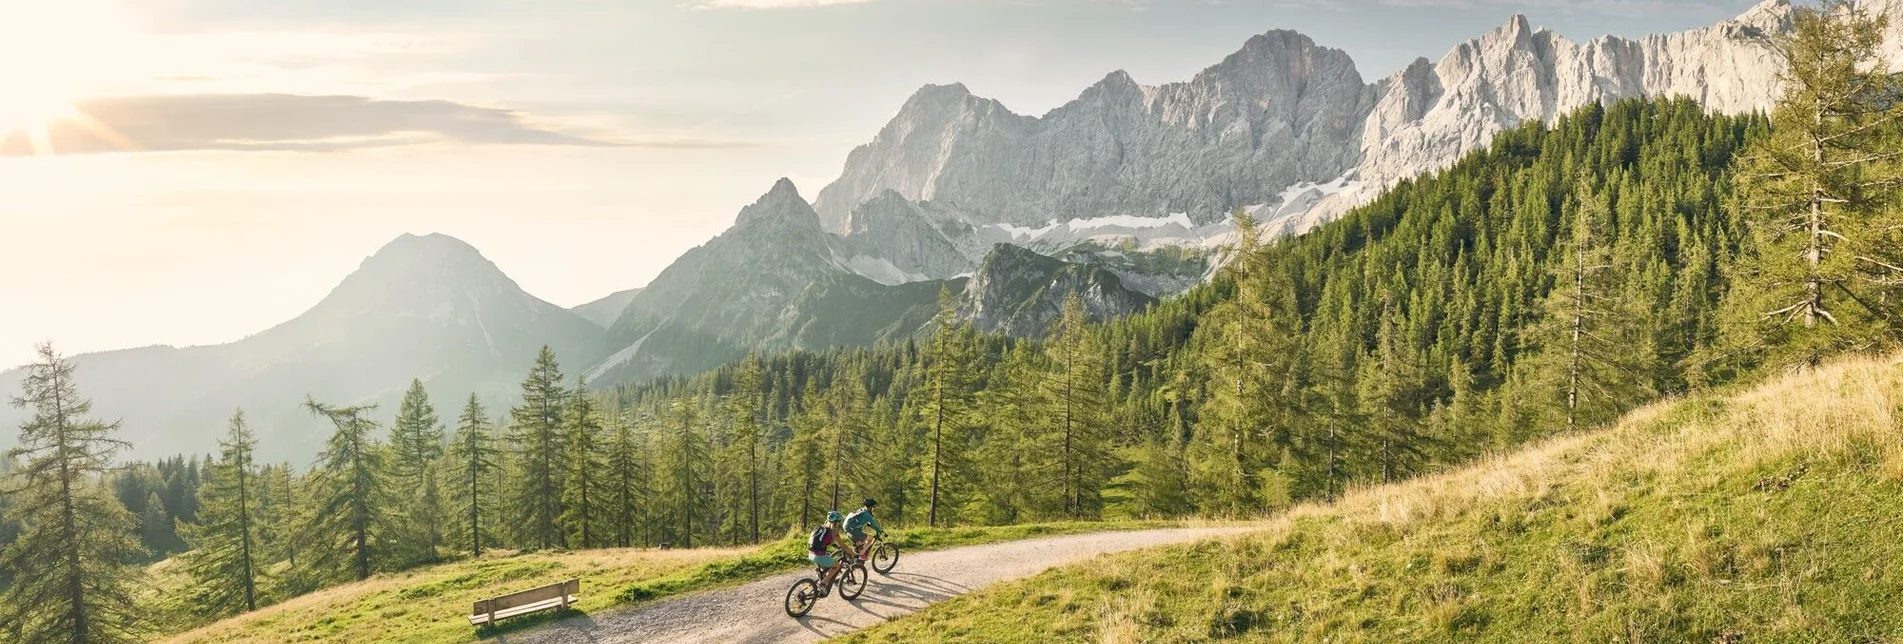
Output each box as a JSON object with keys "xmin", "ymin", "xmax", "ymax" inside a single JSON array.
[{"xmin": 0, "ymin": 0, "xmax": 1763, "ymax": 367}]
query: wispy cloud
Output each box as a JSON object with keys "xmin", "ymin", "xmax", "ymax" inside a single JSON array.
[
  {"xmin": 1, "ymin": 94, "xmax": 624, "ymax": 156},
  {"xmin": 686, "ymin": 0, "xmax": 875, "ymax": 9}
]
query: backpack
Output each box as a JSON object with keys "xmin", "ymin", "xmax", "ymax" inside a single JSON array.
[{"xmin": 807, "ymin": 525, "xmax": 830, "ymax": 552}]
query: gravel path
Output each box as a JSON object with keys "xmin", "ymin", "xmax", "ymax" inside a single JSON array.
[{"xmin": 501, "ymin": 526, "xmax": 1255, "ymax": 644}]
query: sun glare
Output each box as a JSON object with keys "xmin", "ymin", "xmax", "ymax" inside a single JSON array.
[{"xmin": 0, "ymin": 0, "xmax": 136, "ymax": 155}]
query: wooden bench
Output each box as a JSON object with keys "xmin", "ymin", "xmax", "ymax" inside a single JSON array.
[{"xmin": 468, "ymin": 578, "xmax": 580, "ymax": 627}]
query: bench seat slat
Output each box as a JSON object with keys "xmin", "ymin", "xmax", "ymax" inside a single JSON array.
[{"xmin": 467, "ymin": 594, "xmax": 580, "ymax": 625}]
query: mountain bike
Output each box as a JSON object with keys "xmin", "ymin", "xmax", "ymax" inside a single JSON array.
[
  {"xmin": 784, "ymin": 552, "xmax": 868, "ymax": 618},
  {"xmin": 859, "ymin": 534, "xmax": 899, "ymax": 574}
]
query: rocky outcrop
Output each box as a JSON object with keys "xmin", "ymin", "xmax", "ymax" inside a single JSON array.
[
  {"xmin": 1352, "ymin": 4, "xmax": 1792, "ymax": 198},
  {"xmin": 815, "ymin": 0, "xmax": 1821, "ymax": 253},
  {"xmin": 812, "ymin": 31, "xmax": 1376, "ymax": 233},
  {"xmin": 958, "ymin": 244, "xmax": 1156, "ymax": 337}
]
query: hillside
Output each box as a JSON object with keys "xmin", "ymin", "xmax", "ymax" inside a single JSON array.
[
  {"xmin": 845, "ymin": 354, "xmax": 1903, "ymax": 642},
  {"xmin": 0, "ymin": 233, "xmax": 600, "ymax": 462}
]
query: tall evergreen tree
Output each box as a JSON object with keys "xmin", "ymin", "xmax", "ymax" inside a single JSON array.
[
  {"xmin": 388, "ymin": 380, "xmax": 444, "ymax": 563},
  {"xmin": 1731, "ymin": 0, "xmax": 1903, "ymax": 368},
  {"xmin": 560, "ymin": 380, "xmax": 606, "ymax": 549},
  {"xmin": 724, "ymin": 354, "xmax": 767, "ymax": 543},
  {"xmin": 180, "ymin": 410, "xmax": 264, "ymax": 616},
  {"xmin": 0, "ymin": 343, "xmax": 145, "ymax": 644},
  {"xmin": 1041, "ymin": 296, "xmax": 1113, "ymax": 518},
  {"xmin": 654, "ymin": 399, "xmax": 708, "ymax": 548},
  {"xmin": 448, "ymin": 395, "xmax": 499, "ymax": 559},
  {"xmin": 301, "ymin": 399, "xmax": 393, "ymax": 582},
  {"xmin": 1524, "ymin": 177, "xmax": 1653, "ymax": 429},
  {"xmin": 921, "ymin": 288, "xmax": 979, "ymax": 527},
  {"xmin": 508, "ymin": 347, "xmax": 569, "ymax": 549},
  {"xmin": 605, "ymin": 407, "xmax": 649, "ymax": 548}
]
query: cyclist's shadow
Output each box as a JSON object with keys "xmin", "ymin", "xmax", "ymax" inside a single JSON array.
[
  {"xmin": 796, "ymin": 614, "xmax": 857, "ymax": 639},
  {"xmin": 856, "ymin": 572, "xmax": 971, "ymax": 613}
]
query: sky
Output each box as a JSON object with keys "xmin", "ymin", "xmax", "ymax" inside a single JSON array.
[{"xmin": 0, "ymin": 0, "xmax": 1766, "ymax": 367}]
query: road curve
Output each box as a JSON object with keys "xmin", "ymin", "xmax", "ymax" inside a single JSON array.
[{"xmin": 502, "ymin": 526, "xmax": 1255, "ymax": 644}]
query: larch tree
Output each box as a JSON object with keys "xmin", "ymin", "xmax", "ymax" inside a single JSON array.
[
  {"xmin": 448, "ymin": 394, "xmax": 499, "ymax": 559},
  {"xmin": 508, "ymin": 346, "xmax": 569, "ymax": 550},
  {"xmin": 921, "ymin": 288, "xmax": 980, "ymax": 527},
  {"xmin": 0, "ymin": 343, "xmax": 145, "ymax": 644},
  {"xmin": 301, "ymin": 398, "xmax": 393, "ymax": 582},
  {"xmin": 1526, "ymin": 177, "xmax": 1652, "ymax": 430},
  {"xmin": 1041, "ymin": 296, "xmax": 1112, "ymax": 519},
  {"xmin": 181, "ymin": 410, "xmax": 265, "ymax": 616},
  {"xmin": 1732, "ymin": 0, "xmax": 1903, "ymax": 368}
]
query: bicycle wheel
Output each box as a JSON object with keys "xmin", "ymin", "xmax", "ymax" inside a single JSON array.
[
  {"xmin": 784, "ymin": 578, "xmax": 820, "ymax": 617},
  {"xmin": 839, "ymin": 564, "xmax": 869, "ymax": 600},
  {"xmin": 872, "ymin": 543, "xmax": 900, "ymax": 574}
]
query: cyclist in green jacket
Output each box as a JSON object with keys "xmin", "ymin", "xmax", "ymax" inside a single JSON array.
[{"xmin": 843, "ymin": 499, "xmax": 885, "ymax": 560}]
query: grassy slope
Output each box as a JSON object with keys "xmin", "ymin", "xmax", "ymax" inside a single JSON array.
[
  {"xmin": 847, "ymin": 355, "xmax": 1903, "ymax": 643},
  {"xmin": 162, "ymin": 521, "xmax": 1177, "ymax": 643}
]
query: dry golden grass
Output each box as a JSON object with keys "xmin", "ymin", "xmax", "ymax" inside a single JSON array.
[
  {"xmin": 156, "ymin": 545, "xmax": 749, "ymax": 644},
  {"xmin": 847, "ymin": 353, "xmax": 1903, "ymax": 642}
]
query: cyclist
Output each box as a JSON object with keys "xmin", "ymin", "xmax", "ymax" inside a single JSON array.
[
  {"xmin": 806, "ymin": 510, "xmax": 847, "ymax": 591},
  {"xmin": 843, "ymin": 498, "xmax": 885, "ymax": 560}
]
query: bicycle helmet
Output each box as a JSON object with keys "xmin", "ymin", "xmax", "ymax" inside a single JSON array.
[
  {"xmin": 863, "ymin": 498, "xmax": 878, "ymax": 508},
  {"xmin": 826, "ymin": 510, "xmax": 843, "ymax": 523}
]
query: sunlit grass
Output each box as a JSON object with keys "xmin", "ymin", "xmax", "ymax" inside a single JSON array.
[{"xmin": 846, "ymin": 354, "xmax": 1903, "ymax": 642}]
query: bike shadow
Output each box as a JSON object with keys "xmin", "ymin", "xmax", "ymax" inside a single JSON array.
[
  {"xmin": 794, "ymin": 614, "xmax": 858, "ymax": 639},
  {"xmin": 850, "ymin": 571, "xmax": 972, "ymax": 615}
]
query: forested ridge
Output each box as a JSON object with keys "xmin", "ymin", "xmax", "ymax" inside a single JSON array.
[{"xmin": 7, "ymin": 4, "xmax": 1903, "ymax": 639}]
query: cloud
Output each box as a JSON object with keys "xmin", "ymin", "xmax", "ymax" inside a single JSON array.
[
  {"xmin": 686, "ymin": 0, "xmax": 875, "ymax": 9},
  {"xmin": 1, "ymin": 94, "xmax": 628, "ymax": 156}
]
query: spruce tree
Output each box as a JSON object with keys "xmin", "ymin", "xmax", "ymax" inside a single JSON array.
[
  {"xmin": 301, "ymin": 399, "xmax": 393, "ymax": 581},
  {"xmin": 654, "ymin": 399, "xmax": 707, "ymax": 548},
  {"xmin": 508, "ymin": 346, "xmax": 569, "ymax": 549},
  {"xmin": 388, "ymin": 380, "xmax": 444, "ymax": 563},
  {"xmin": 180, "ymin": 410, "xmax": 264, "ymax": 616},
  {"xmin": 448, "ymin": 395, "xmax": 499, "ymax": 559},
  {"xmin": 605, "ymin": 407, "xmax": 649, "ymax": 548},
  {"xmin": 724, "ymin": 354, "xmax": 767, "ymax": 543},
  {"xmin": 0, "ymin": 343, "xmax": 145, "ymax": 644},
  {"xmin": 560, "ymin": 380, "xmax": 606, "ymax": 549}
]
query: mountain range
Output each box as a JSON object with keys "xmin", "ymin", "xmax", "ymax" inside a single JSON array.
[{"xmin": 0, "ymin": 0, "xmax": 1851, "ymax": 461}]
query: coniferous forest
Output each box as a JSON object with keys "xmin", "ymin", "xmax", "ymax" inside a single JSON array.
[{"xmin": 5, "ymin": 3, "xmax": 1903, "ymax": 640}]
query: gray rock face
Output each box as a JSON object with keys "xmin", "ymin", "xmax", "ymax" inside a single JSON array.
[
  {"xmin": 958, "ymin": 244, "xmax": 1156, "ymax": 338},
  {"xmin": 812, "ymin": 31, "xmax": 1376, "ymax": 233},
  {"xmin": 815, "ymin": 0, "xmax": 1825, "ymax": 253},
  {"xmin": 1348, "ymin": 3, "xmax": 1794, "ymax": 207},
  {"xmin": 839, "ymin": 191, "xmax": 986, "ymax": 283}
]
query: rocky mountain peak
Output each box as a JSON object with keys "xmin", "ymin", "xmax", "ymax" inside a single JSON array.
[
  {"xmin": 736, "ymin": 178, "xmax": 822, "ymax": 229},
  {"xmin": 330, "ymin": 232, "xmax": 519, "ymax": 309},
  {"xmin": 1735, "ymin": 0, "xmax": 1794, "ymax": 32}
]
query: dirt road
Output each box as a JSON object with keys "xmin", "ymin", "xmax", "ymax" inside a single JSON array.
[{"xmin": 503, "ymin": 526, "xmax": 1254, "ymax": 644}]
